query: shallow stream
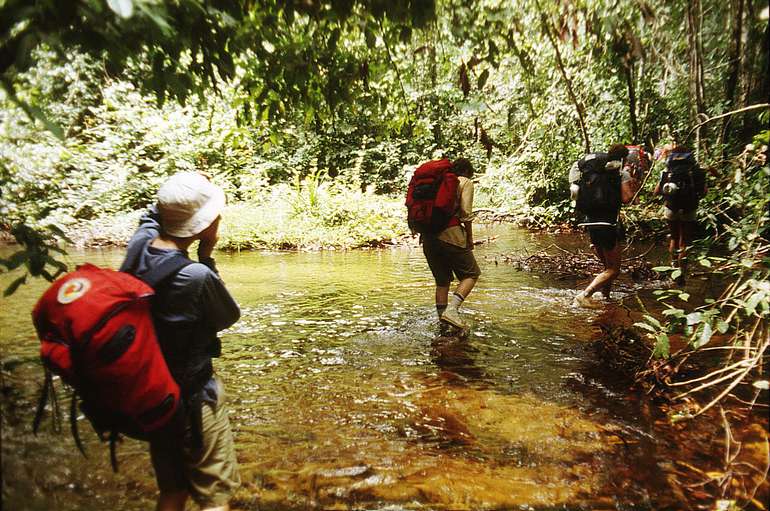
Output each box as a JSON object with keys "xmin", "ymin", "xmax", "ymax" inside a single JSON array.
[{"xmin": 0, "ymin": 225, "xmax": 760, "ymax": 510}]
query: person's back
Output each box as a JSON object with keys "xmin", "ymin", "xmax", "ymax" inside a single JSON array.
[
  {"xmin": 120, "ymin": 172, "xmax": 241, "ymax": 511},
  {"xmin": 122, "ymin": 231, "xmax": 238, "ymax": 393},
  {"xmin": 419, "ymin": 158, "xmax": 481, "ymax": 330},
  {"xmin": 653, "ymin": 146, "xmax": 707, "ymax": 284},
  {"xmin": 572, "ymin": 144, "xmax": 638, "ymax": 307}
]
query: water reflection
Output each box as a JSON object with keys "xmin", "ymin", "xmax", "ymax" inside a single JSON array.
[{"xmin": 430, "ymin": 330, "xmax": 487, "ymax": 385}]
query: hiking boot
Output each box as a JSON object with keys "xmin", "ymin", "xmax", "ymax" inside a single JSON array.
[{"xmin": 441, "ymin": 306, "xmax": 467, "ymax": 329}]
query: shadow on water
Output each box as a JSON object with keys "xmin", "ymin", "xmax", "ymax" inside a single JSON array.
[{"xmin": 1, "ymin": 225, "xmax": 766, "ymax": 510}]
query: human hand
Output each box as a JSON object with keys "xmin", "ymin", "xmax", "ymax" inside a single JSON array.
[{"xmin": 197, "ymin": 216, "xmax": 221, "ymax": 260}]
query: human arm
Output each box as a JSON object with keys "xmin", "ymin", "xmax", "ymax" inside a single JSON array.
[
  {"xmin": 458, "ymin": 178, "xmax": 475, "ymax": 248},
  {"xmin": 196, "ymin": 216, "xmax": 221, "ymax": 274},
  {"xmin": 195, "ymin": 268, "xmax": 241, "ymax": 332},
  {"xmin": 620, "ymin": 169, "xmax": 639, "ymax": 204}
]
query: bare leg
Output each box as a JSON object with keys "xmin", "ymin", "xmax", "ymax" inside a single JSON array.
[
  {"xmin": 454, "ymin": 277, "xmax": 477, "ymax": 299},
  {"xmin": 435, "ymin": 285, "xmax": 450, "ymax": 306},
  {"xmin": 668, "ymin": 220, "xmax": 682, "ymax": 266},
  {"xmin": 677, "ymin": 221, "xmax": 694, "ymax": 282},
  {"xmin": 582, "ymin": 244, "xmax": 621, "ymax": 298},
  {"xmin": 589, "ymin": 245, "xmax": 612, "ymax": 298},
  {"xmin": 157, "ymin": 491, "xmax": 188, "ymax": 511}
]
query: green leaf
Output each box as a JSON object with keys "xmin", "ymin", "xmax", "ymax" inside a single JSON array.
[
  {"xmin": 752, "ymin": 380, "xmax": 770, "ymax": 390},
  {"xmin": 653, "ymin": 333, "xmax": 670, "ymax": 358},
  {"xmin": 679, "ymin": 293, "xmax": 690, "ymax": 302},
  {"xmin": 643, "ymin": 314, "xmax": 662, "ymax": 329},
  {"xmin": 365, "ymin": 28, "xmax": 377, "ymax": 48},
  {"xmin": 4, "ymin": 274, "xmax": 27, "ymax": 297},
  {"xmin": 693, "ymin": 322, "xmax": 713, "ymax": 349},
  {"xmin": 698, "ymin": 258, "xmax": 712, "ymax": 268},
  {"xmin": 135, "ymin": 2, "xmax": 173, "ymax": 35},
  {"xmin": 662, "ymin": 308, "xmax": 684, "ymax": 317},
  {"xmin": 745, "ymin": 292, "xmax": 763, "ymax": 316},
  {"xmin": 107, "ymin": 0, "xmax": 134, "ymax": 19},
  {"xmin": 716, "ymin": 320, "xmax": 729, "ymax": 334},
  {"xmin": 0, "ymin": 251, "xmax": 28, "ymax": 271},
  {"xmin": 671, "ymin": 269, "xmax": 682, "ymax": 280},
  {"xmin": 652, "ymin": 266, "xmax": 673, "ymax": 272},
  {"xmin": 686, "ymin": 312, "xmax": 702, "ymax": 326},
  {"xmin": 477, "ymin": 69, "xmax": 489, "ymax": 89},
  {"xmin": 633, "ymin": 321, "xmax": 657, "ymax": 333}
]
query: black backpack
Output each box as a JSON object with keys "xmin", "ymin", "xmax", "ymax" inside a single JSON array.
[
  {"xmin": 663, "ymin": 152, "xmax": 705, "ymax": 212},
  {"xmin": 575, "ymin": 153, "xmax": 621, "ymax": 219}
]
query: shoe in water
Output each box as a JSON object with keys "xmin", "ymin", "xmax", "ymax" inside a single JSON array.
[
  {"xmin": 572, "ymin": 291, "xmax": 601, "ymax": 309},
  {"xmin": 440, "ymin": 307, "xmax": 467, "ymax": 329}
]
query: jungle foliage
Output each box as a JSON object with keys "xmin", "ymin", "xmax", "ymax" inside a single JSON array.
[
  {"xmin": 1, "ymin": 0, "xmax": 768, "ymax": 314},
  {"xmin": 0, "ymin": 1, "xmax": 769, "ymax": 504}
]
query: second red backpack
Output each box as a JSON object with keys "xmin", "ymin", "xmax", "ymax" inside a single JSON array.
[
  {"xmin": 405, "ymin": 159, "xmax": 460, "ymax": 235},
  {"xmin": 32, "ymin": 260, "xmax": 190, "ymax": 468}
]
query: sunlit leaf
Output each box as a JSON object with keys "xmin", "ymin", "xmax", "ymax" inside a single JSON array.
[
  {"xmin": 107, "ymin": 0, "xmax": 134, "ymax": 19},
  {"xmin": 686, "ymin": 312, "xmax": 702, "ymax": 326},
  {"xmin": 477, "ymin": 69, "xmax": 489, "ymax": 89},
  {"xmin": 633, "ymin": 321, "xmax": 657, "ymax": 333},
  {"xmin": 693, "ymin": 322, "xmax": 712, "ymax": 348}
]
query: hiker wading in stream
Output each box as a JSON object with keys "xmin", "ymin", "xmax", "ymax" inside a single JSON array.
[
  {"xmin": 653, "ymin": 145, "xmax": 707, "ymax": 285},
  {"xmin": 121, "ymin": 172, "xmax": 241, "ymax": 511},
  {"xmin": 406, "ymin": 157, "xmax": 481, "ymax": 329},
  {"xmin": 570, "ymin": 144, "xmax": 639, "ymax": 308}
]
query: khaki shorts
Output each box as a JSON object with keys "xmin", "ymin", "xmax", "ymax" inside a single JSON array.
[
  {"xmin": 150, "ymin": 377, "xmax": 240, "ymax": 507},
  {"xmin": 422, "ymin": 237, "xmax": 481, "ymax": 287}
]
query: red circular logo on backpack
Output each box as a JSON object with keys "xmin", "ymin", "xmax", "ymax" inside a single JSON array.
[{"xmin": 57, "ymin": 278, "xmax": 91, "ymax": 304}]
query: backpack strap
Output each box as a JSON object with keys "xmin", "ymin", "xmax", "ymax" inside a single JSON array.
[
  {"xmin": 109, "ymin": 430, "xmax": 120, "ymax": 472},
  {"xmin": 32, "ymin": 368, "xmax": 54, "ymax": 435},
  {"xmin": 70, "ymin": 391, "xmax": 87, "ymax": 458}
]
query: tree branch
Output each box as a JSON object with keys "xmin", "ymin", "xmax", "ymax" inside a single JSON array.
[{"xmin": 686, "ymin": 103, "xmax": 770, "ymax": 142}]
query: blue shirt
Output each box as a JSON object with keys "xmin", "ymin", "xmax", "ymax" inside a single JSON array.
[{"xmin": 120, "ymin": 206, "xmax": 240, "ymax": 403}]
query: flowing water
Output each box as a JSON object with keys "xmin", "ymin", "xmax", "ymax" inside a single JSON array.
[{"xmin": 0, "ymin": 225, "xmax": 761, "ymax": 510}]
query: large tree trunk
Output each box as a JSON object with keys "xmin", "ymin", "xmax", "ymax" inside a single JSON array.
[
  {"xmin": 686, "ymin": 0, "xmax": 707, "ymax": 154},
  {"xmin": 625, "ymin": 62, "xmax": 639, "ymax": 142},
  {"xmin": 724, "ymin": 0, "xmax": 745, "ymax": 111},
  {"xmin": 686, "ymin": 0, "xmax": 706, "ymax": 116},
  {"xmin": 722, "ymin": 0, "xmax": 745, "ymax": 149}
]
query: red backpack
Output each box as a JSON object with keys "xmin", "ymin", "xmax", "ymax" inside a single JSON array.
[
  {"xmin": 405, "ymin": 159, "xmax": 461, "ymax": 234},
  {"xmin": 32, "ymin": 259, "xmax": 191, "ymax": 469},
  {"xmin": 624, "ymin": 145, "xmax": 650, "ymax": 180}
]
